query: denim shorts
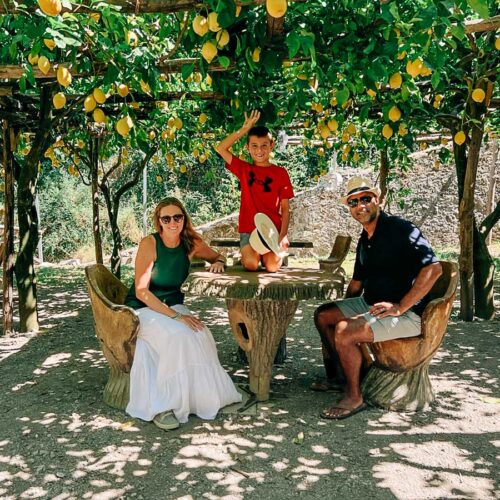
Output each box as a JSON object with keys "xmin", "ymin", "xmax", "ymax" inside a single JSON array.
[
  {"xmin": 239, "ymin": 232, "xmax": 251, "ymax": 248},
  {"xmin": 334, "ymin": 296, "xmax": 421, "ymax": 342}
]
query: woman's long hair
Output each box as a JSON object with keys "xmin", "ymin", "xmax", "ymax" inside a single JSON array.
[{"xmin": 153, "ymin": 197, "xmax": 201, "ymax": 254}]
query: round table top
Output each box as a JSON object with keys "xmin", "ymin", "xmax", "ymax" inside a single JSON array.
[{"xmin": 182, "ymin": 266, "xmax": 345, "ymax": 301}]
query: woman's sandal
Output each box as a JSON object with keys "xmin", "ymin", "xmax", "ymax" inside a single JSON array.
[{"xmin": 153, "ymin": 410, "xmax": 179, "ymax": 430}]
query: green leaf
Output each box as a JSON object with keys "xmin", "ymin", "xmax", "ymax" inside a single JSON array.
[
  {"xmin": 466, "ymin": 0, "xmax": 489, "ymax": 19},
  {"xmin": 336, "ymin": 87, "xmax": 350, "ymax": 106},
  {"xmin": 431, "ymin": 71, "xmax": 441, "ymax": 90},
  {"xmin": 19, "ymin": 74, "xmax": 26, "ymax": 93},
  {"xmin": 218, "ymin": 56, "xmax": 231, "ymax": 68},
  {"xmin": 286, "ymin": 31, "xmax": 301, "ymax": 59},
  {"xmin": 449, "ymin": 25, "xmax": 465, "ymax": 40},
  {"xmin": 181, "ymin": 63, "xmax": 195, "ymax": 81}
]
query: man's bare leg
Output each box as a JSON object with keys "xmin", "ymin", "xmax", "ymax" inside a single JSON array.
[
  {"xmin": 322, "ymin": 317, "xmax": 374, "ymax": 418},
  {"xmin": 314, "ymin": 303, "xmax": 347, "ymax": 385}
]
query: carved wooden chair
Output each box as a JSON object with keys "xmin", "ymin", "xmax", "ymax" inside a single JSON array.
[
  {"xmin": 361, "ymin": 261, "xmax": 459, "ymax": 411},
  {"xmin": 319, "ymin": 235, "xmax": 352, "ymax": 272},
  {"xmin": 85, "ymin": 264, "xmax": 139, "ymax": 410}
]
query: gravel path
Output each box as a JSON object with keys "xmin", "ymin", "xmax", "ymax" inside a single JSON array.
[{"xmin": 0, "ymin": 266, "xmax": 498, "ymax": 500}]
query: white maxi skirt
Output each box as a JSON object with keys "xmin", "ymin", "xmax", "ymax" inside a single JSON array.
[{"xmin": 126, "ymin": 304, "xmax": 242, "ymax": 423}]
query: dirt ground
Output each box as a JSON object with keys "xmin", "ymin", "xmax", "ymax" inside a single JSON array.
[{"xmin": 0, "ymin": 265, "xmax": 498, "ymax": 500}]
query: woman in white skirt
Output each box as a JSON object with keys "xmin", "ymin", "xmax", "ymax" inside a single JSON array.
[{"xmin": 124, "ymin": 197, "xmax": 241, "ymax": 430}]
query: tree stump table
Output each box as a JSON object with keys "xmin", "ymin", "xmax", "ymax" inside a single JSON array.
[{"xmin": 183, "ymin": 267, "xmax": 345, "ymax": 402}]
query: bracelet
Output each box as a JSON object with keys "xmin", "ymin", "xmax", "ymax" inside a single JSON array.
[
  {"xmin": 170, "ymin": 312, "xmax": 181, "ymax": 320},
  {"xmin": 215, "ymin": 258, "xmax": 226, "ymax": 264}
]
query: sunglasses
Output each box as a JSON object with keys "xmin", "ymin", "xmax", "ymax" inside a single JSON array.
[
  {"xmin": 159, "ymin": 214, "xmax": 184, "ymax": 224},
  {"xmin": 347, "ymin": 195, "xmax": 374, "ymax": 208}
]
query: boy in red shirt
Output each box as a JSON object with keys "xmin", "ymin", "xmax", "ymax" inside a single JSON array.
[{"xmin": 216, "ymin": 110, "xmax": 294, "ymax": 272}]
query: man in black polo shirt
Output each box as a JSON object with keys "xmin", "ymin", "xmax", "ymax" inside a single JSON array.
[{"xmin": 314, "ymin": 176, "xmax": 442, "ymax": 419}]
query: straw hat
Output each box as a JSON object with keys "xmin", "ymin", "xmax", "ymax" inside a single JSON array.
[
  {"xmin": 249, "ymin": 213, "xmax": 287, "ymax": 257},
  {"xmin": 340, "ymin": 175, "xmax": 381, "ymax": 204}
]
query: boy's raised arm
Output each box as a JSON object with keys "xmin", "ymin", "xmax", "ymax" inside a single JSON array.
[{"xmin": 215, "ymin": 110, "xmax": 261, "ymax": 164}]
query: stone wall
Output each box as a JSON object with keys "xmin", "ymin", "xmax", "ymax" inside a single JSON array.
[{"xmin": 197, "ymin": 141, "xmax": 499, "ymax": 257}]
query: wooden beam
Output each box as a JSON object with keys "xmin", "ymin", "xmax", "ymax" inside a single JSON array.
[
  {"xmin": 464, "ymin": 15, "xmax": 500, "ymax": 34},
  {"xmin": 0, "ymin": 0, "xmax": 299, "ymax": 14}
]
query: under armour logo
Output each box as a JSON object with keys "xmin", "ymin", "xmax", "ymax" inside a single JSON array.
[{"xmin": 248, "ymin": 171, "xmax": 273, "ymax": 192}]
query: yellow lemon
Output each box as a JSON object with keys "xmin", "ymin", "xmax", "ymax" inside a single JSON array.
[
  {"xmin": 297, "ymin": 73, "xmax": 308, "ymax": 80},
  {"xmin": 389, "ymin": 72, "xmax": 402, "ymax": 89},
  {"xmin": 319, "ymin": 125, "xmax": 330, "ymax": 139},
  {"xmin": 353, "ymin": 152, "xmax": 360, "ymax": 162},
  {"xmin": 216, "ymin": 29, "xmax": 230, "ymax": 48},
  {"xmin": 148, "ymin": 130, "xmax": 156, "ymax": 140},
  {"xmin": 116, "ymin": 116, "xmax": 133, "ymax": 137},
  {"xmin": 327, "ymin": 119, "xmax": 338, "ymax": 132},
  {"xmin": 199, "ymin": 154, "xmax": 207, "ymax": 163},
  {"xmin": 84, "ymin": 95, "xmax": 97, "ymax": 113},
  {"xmin": 126, "ymin": 30, "xmax": 139, "ymax": 47},
  {"xmin": 77, "ymin": 139, "xmax": 85, "ymax": 148},
  {"xmin": 420, "ymin": 64, "xmax": 432, "ymax": 77},
  {"xmin": 388, "ymin": 106, "xmax": 401, "ymax": 122},
  {"xmin": 156, "ymin": 175, "xmax": 163, "ymax": 183},
  {"xmin": 440, "ymin": 137, "xmax": 448, "ymax": 145},
  {"xmin": 57, "ymin": 66, "xmax": 71, "ymax": 87},
  {"xmin": 130, "ymin": 101, "xmax": 140, "ymax": 109},
  {"xmin": 52, "ymin": 92, "xmax": 66, "ymax": 109},
  {"xmin": 252, "ymin": 47, "xmax": 261, "ymax": 63},
  {"xmin": 313, "ymin": 175, "xmax": 319, "ymax": 182},
  {"xmin": 398, "ymin": 123, "xmax": 408, "ymax": 136},
  {"xmin": 117, "ymin": 83, "xmax": 129, "ymax": 97},
  {"xmin": 173, "ymin": 117, "xmax": 183, "ymax": 129},
  {"xmin": 397, "ymin": 50, "xmax": 406, "ymax": 60},
  {"xmin": 193, "ymin": 72, "xmax": 202, "ymax": 83},
  {"xmin": 206, "ymin": 74, "xmax": 212, "ymax": 85},
  {"xmin": 199, "ymin": 113, "xmax": 208, "ymax": 124},
  {"xmin": 347, "ymin": 122, "xmax": 356, "ymax": 135},
  {"xmin": 236, "ymin": 5, "xmax": 242, "ymax": 16},
  {"xmin": 44, "ymin": 39, "xmax": 56, "ymax": 50},
  {"xmin": 434, "ymin": 161, "xmax": 440, "ymax": 169},
  {"xmin": 382, "ymin": 124, "xmax": 393, "ymax": 139},
  {"xmin": 330, "ymin": 96, "xmax": 338, "ymax": 106},
  {"xmin": 454, "ymin": 131, "xmax": 466, "ymax": 145},
  {"xmin": 317, "ymin": 147, "xmax": 325, "ymax": 156},
  {"xmin": 367, "ymin": 88, "xmax": 376, "ymax": 97},
  {"xmin": 341, "ymin": 153, "xmax": 348, "ymax": 162},
  {"xmin": 93, "ymin": 108, "xmax": 106, "ymax": 123},
  {"xmin": 180, "ymin": 165, "xmax": 187, "ymax": 173},
  {"xmin": 28, "ymin": 53, "xmax": 39, "ymax": 65},
  {"xmin": 90, "ymin": 12, "xmax": 100, "ymax": 22},
  {"xmin": 471, "ymin": 88, "xmax": 485, "ymax": 103},
  {"xmin": 193, "ymin": 148, "xmax": 200, "ymax": 157},
  {"xmin": 201, "ymin": 41, "xmax": 218, "ymax": 63},
  {"xmin": 266, "ymin": 0, "xmax": 287, "ymax": 18},
  {"xmin": 38, "ymin": 0, "xmax": 61, "ymax": 16},
  {"xmin": 37, "ymin": 56, "xmax": 51, "ymax": 75},
  {"xmin": 495, "ymin": 37, "xmax": 500, "ymax": 50},
  {"xmin": 406, "ymin": 58, "xmax": 423, "ymax": 78},
  {"xmin": 192, "ymin": 15, "xmax": 209, "ymax": 36},
  {"xmin": 208, "ymin": 12, "xmax": 221, "ymax": 32},
  {"xmin": 93, "ymin": 88, "xmax": 107, "ymax": 104}
]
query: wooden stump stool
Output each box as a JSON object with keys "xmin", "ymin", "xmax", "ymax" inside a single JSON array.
[
  {"xmin": 361, "ymin": 261, "xmax": 458, "ymax": 411},
  {"xmin": 85, "ymin": 264, "xmax": 139, "ymax": 410}
]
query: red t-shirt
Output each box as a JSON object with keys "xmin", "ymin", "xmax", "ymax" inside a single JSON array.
[{"xmin": 226, "ymin": 155, "xmax": 294, "ymax": 233}]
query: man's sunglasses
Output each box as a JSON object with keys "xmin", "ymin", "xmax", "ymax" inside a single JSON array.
[
  {"xmin": 159, "ymin": 214, "xmax": 184, "ymax": 224},
  {"xmin": 347, "ymin": 195, "xmax": 374, "ymax": 208}
]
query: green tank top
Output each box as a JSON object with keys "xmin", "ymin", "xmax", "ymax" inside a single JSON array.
[{"xmin": 125, "ymin": 233, "xmax": 191, "ymax": 310}]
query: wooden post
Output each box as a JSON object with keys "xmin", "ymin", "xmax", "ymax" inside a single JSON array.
[{"xmin": 2, "ymin": 121, "xmax": 15, "ymax": 335}]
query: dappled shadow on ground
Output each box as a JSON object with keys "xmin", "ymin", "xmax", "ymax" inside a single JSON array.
[{"xmin": 0, "ymin": 268, "xmax": 498, "ymax": 499}]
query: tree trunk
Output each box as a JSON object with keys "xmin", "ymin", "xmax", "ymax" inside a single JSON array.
[
  {"xmin": 2, "ymin": 121, "xmax": 15, "ymax": 335},
  {"xmin": 14, "ymin": 85, "xmax": 53, "ymax": 332},
  {"xmin": 485, "ymin": 140, "xmax": 498, "ymax": 246},
  {"xmin": 379, "ymin": 147, "xmax": 388, "ymax": 204},
  {"xmin": 473, "ymin": 220, "xmax": 495, "ymax": 319},
  {"xmin": 90, "ymin": 137, "xmax": 103, "ymax": 264}
]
